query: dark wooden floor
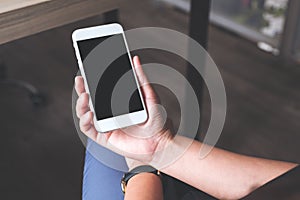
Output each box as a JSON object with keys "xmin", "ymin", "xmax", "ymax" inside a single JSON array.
[{"xmin": 0, "ymin": 0, "xmax": 300, "ymax": 199}]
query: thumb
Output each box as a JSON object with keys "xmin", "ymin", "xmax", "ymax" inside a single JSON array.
[{"xmin": 133, "ymin": 56, "xmax": 157, "ymax": 101}]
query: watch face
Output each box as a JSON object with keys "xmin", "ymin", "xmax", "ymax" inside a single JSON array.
[{"xmin": 121, "ymin": 180, "xmax": 126, "ymax": 193}]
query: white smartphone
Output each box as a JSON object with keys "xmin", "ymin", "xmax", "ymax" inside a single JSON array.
[{"xmin": 72, "ymin": 23, "xmax": 147, "ymax": 132}]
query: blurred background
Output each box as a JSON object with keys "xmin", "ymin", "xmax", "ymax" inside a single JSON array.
[{"xmin": 0, "ymin": 0, "xmax": 299, "ymax": 199}]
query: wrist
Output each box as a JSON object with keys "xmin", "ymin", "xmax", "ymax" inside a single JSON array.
[
  {"xmin": 125, "ymin": 158, "xmax": 146, "ymax": 171},
  {"xmin": 124, "ymin": 172, "xmax": 163, "ymax": 200},
  {"xmin": 121, "ymin": 165, "xmax": 160, "ymax": 194},
  {"xmin": 153, "ymin": 129, "xmax": 174, "ymax": 155},
  {"xmin": 150, "ymin": 135, "xmax": 191, "ymax": 170},
  {"xmin": 127, "ymin": 172, "xmax": 160, "ymax": 186}
]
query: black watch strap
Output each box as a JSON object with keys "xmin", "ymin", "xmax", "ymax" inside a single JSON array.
[{"xmin": 121, "ymin": 165, "xmax": 160, "ymax": 193}]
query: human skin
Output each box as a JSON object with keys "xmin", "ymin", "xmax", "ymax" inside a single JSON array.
[
  {"xmin": 75, "ymin": 56, "xmax": 297, "ymax": 199},
  {"xmin": 124, "ymin": 173, "xmax": 163, "ymax": 200}
]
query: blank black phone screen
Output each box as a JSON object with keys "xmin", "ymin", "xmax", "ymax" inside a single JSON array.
[{"xmin": 77, "ymin": 34, "xmax": 143, "ymax": 120}]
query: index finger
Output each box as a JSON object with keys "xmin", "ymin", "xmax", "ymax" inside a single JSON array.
[{"xmin": 75, "ymin": 76, "xmax": 86, "ymax": 95}]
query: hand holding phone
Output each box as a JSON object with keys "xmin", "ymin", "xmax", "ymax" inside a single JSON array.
[{"xmin": 75, "ymin": 56, "xmax": 173, "ymax": 162}]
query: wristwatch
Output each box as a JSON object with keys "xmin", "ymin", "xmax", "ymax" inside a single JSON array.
[{"xmin": 121, "ymin": 165, "xmax": 160, "ymax": 193}]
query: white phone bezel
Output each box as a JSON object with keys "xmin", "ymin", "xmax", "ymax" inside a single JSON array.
[{"xmin": 72, "ymin": 23, "xmax": 148, "ymax": 132}]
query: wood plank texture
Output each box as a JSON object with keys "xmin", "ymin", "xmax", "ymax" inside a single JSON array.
[
  {"xmin": 0, "ymin": 0, "xmax": 50, "ymax": 14},
  {"xmin": 0, "ymin": 0, "xmax": 121, "ymax": 45}
]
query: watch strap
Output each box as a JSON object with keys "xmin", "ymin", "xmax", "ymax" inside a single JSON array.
[{"xmin": 121, "ymin": 165, "xmax": 160, "ymax": 193}]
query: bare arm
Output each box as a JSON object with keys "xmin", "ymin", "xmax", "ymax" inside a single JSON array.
[
  {"xmin": 124, "ymin": 173, "xmax": 163, "ymax": 200},
  {"xmin": 75, "ymin": 56, "xmax": 298, "ymax": 200},
  {"xmin": 160, "ymin": 136, "xmax": 298, "ymax": 200}
]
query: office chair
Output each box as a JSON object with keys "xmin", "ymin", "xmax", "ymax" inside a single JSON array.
[{"xmin": 0, "ymin": 58, "xmax": 45, "ymax": 106}]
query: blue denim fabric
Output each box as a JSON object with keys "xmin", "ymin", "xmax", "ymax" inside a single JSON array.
[{"xmin": 82, "ymin": 139, "xmax": 127, "ymax": 200}]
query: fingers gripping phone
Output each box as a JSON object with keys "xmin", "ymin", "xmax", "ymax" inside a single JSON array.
[{"xmin": 72, "ymin": 23, "xmax": 147, "ymax": 132}]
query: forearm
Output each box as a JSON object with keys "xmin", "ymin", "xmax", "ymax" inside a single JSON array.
[
  {"xmin": 160, "ymin": 136, "xmax": 297, "ymax": 199},
  {"xmin": 124, "ymin": 173, "xmax": 163, "ymax": 200}
]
